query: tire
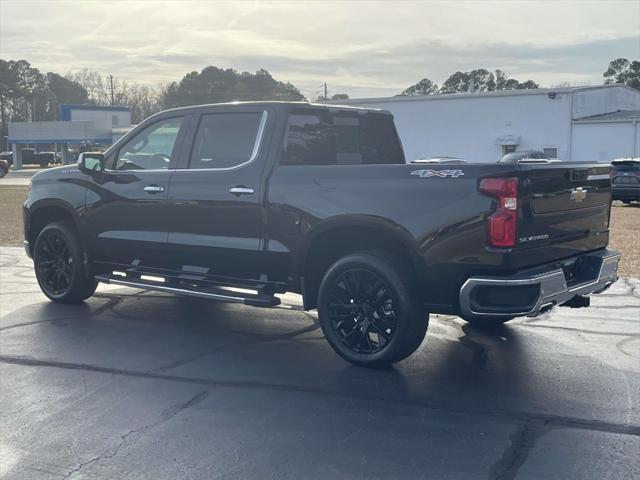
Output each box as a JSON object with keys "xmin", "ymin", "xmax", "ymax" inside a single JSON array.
[
  {"xmin": 33, "ymin": 221, "xmax": 97, "ymax": 304},
  {"xmin": 39, "ymin": 160, "xmax": 48, "ymax": 168},
  {"xmin": 0, "ymin": 166, "xmax": 7, "ymax": 178},
  {"xmin": 318, "ymin": 251, "xmax": 429, "ymax": 368},
  {"xmin": 461, "ymin": 315, "xmax": 515, "ymax": 329}
]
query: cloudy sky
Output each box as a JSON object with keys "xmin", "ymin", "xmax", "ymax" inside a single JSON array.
[{"xmin": 1, "ymin": 0, "xmax": 638, "ymax": 98}]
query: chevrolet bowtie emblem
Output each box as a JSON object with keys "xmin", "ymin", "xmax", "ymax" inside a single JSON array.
[{"xmin": 570, "ymin": 187, "xmax": 587, "ymax": 203}]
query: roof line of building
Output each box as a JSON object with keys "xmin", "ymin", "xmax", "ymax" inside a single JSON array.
[
  {"xmin": 331, "ymin": 84, "xmax": 638, "ymax": 105},
  {"xmin": 59, "ymin": 104, "xmax": 131, "ymax": 112},
  {"xmin": 9, "ymin": 138, "xmax": 114, "ymax": 144}
]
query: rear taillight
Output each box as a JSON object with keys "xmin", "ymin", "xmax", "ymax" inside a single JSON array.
[{"xmin": 479, "ymin": 177, "xmax": 518, "ymax": 248}]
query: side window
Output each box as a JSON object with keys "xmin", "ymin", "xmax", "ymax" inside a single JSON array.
[
  {"xmin": 114, "ymin": 117, "xmax": 183, "ymax": 170},
  {"xmin": 282, "ymin": 111, "xmax": 404, "ymax": 166},
  {"xmin": 502, "ymin": 145, "xmax": 517, "ymax": 156},
  {"xmin": 189, "ymin": 112, "xmax": 265, "ymax": 169}
]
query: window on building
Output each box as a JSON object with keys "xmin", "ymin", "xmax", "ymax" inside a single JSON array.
[
  {"xmin": 114, "ymin": 116, "xmax": 183, "ymax": 170},
  {"xmin": 502, "ymin": 145, "xmax": 517, "ymax": 156},
  {"xmin": 543, "ymin": 147, "xmax": 558, "ymax": 159},
  {"xmin": 282, "ymin": 110, "xmax": 405, "ymax": 166},
  {"xmin": 189, "ymin": 112, "xmax": 264, "ymax": 169}
]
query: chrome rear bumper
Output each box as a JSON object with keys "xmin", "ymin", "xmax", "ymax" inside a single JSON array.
[{"xmin": 459, "ymin": 249, "xmax": 621, "ymax": 319}]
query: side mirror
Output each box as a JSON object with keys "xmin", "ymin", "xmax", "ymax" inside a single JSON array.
[{"xmin": 78, "ymin": 152, "xmax": 105, "ymax": 174}]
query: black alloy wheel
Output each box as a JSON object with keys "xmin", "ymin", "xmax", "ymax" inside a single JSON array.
[
  {"xmin": 35, "ymin": 229, "xmax": 74, "ymax": 296},
  {"xmin": 34, "ymin": 222, "xmax": 97, "ymax": 303},
  {"xmin": 326, "ymin": 268, "xmax": 398, "ymax": 354},
  {"xmin": 318, "ymin": 251, "xmax": 429, "ymax": 368}
]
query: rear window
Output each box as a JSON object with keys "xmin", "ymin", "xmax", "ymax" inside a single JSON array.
[
  {"xmin": 612, "ymin": 162, "xmax": 640, "ymax": 172},
  {"xmin": 613, "ymin": 176, "xmax": 640, "ymax": 184},
  {"xmin": 282, "ymin": 110, "xmax": 404, "ymax": 166}
]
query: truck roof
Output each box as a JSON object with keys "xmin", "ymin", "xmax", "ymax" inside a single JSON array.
[{"xmin": 160, "ymin": 101, "xmax": 389, "ymax": 116}]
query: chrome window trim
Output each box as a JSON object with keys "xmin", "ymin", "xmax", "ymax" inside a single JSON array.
[
  {"xmin": 178, "ymin": 110, "xmax": 269, "ymax": 173},
  {"xmin": 106, "ymin": 114, "xmax": 186, "ymax": 173},
  {"xmin": 103, "ymin": 168, "xmax": 174, "ymax": 174}
]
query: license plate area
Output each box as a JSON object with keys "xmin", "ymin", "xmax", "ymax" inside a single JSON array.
[{"xmin": 561, "ymin": 256, "xmax": 601, "ymax": 288}]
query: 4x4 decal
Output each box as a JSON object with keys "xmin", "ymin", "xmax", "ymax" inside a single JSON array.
[{"xmin": 411, "ymin": 169, "xmax": 465, "ymax": 178}]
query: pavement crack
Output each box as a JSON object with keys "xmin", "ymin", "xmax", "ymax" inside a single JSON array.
[
  {"xmin": 153, "ymin": 319, "xmax": 320, "ymax": 373},
  {"xmin": 616, "ymin": 335, "xmax": 640, "ymax": 356},
  {"xmin": 488, "ymin": 420, "xmax": 548, "ymax": 480},
  {"xmin": 90, "ymin": 295, "xmax": 125, "ymax": 316},
  {"xmin": 4, "ymin": 354, "xmax": 637, "ymax": 438},
  {"xmin": 59, "ymin": 390, "xmax": 209, "ymax": 479},
  {"xmin": 519, "ymin": 324, "xmax": 640, "ymax": 337},
  {"xmin": 0, "ymin": 317, "xmax": 67, "ymax": 332},
  {"xmin": 459, "ymin": 331, "xmax": 489, "ymax": 368}
]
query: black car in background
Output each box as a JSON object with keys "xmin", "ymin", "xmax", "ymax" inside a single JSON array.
[
  {"xmin": 611, "ymin": 159, "xmax": 640, "ymax": 203},
  {"xmin": 0, "ymin": 149, "xmax": 58, "ymax": 167},
  {"xmin": 0, "ymin": 151, "xmax": 13, "ymax": 165},
  {"xmin": 0, "ymin": 158, "xmax": 8, "ymax": 178}
]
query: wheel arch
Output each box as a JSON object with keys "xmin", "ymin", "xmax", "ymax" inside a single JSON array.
[
  {"xmin": 299, "ymin": 216, "xmax": 425, "ymax": 310},
  {"xmin": 26, "ymin": 200, "xmax": 83, "ymax": 256}
]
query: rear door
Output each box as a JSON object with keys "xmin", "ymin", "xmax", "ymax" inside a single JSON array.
[
  {"xmin": 84, "ymin": 115, "xmax": 187, "ymax": 270},
  {"xmin": 517, "ymin": 163, "xmax": 612, "ymax": 255},
  {"xmin": 164, "ymin": 106, "xmax": 273, "ymax": 282}
]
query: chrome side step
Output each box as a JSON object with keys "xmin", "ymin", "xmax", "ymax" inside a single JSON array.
[{"xmin": 95, "ymin": 275, "xmax": 281, "ymax": 307}]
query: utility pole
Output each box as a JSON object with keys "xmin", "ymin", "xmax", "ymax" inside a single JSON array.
[
  {"xmin": 323, "ymin": 82, "xmax": 328, "ymax": 100},
  {"xmin": 108, "ymin": 74, "xmax": 115, "ymax": 106}
]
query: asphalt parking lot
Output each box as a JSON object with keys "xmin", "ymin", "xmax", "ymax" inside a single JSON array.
[{"xmin": 1, "ymin": 247, "xmax": 639, "ymax": 479}]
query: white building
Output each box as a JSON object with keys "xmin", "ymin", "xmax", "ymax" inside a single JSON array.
[
  {"xmin": 58, "ymin": 104, "xmax": 132, "ymax": 135},
  {"xmin": 337, "ymin": 85, "xmax": 640, "ymax": 163}
]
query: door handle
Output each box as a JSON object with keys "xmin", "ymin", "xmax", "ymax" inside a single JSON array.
[
  {"xmin": 143, "ymin": 185, "xmax": 165, "ymax": 193},
  {"xmin": 229, "ymin": 186, "xmax": 255, "ymax": 196}
]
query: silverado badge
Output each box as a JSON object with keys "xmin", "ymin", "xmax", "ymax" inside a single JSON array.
[{"xmin": 411, "ymin": 169, "xmax": 465, "ymax": 178}]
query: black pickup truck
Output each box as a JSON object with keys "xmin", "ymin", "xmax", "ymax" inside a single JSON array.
[{"xmin": 24, "ymin": 102, "xmax": 620, "ymax": 367}]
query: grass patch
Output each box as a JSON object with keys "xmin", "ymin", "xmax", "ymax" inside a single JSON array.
[
  {"xmin": 0, "ymin": 186, "xmax": 27, "ymax": 247},
  {"xmin": 609, "ymin": 203, "xmax": 640, "ymax": 277}
]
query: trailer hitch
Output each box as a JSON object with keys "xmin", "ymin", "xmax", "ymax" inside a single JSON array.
[{"xmin": 561, "ymin": 295, "xmax": 591, "ymax": 309}]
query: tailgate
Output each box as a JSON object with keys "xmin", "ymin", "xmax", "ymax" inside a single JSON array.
[{"xmin": 517, "ymin": 163, "xmax": 611, "ymax": 254}]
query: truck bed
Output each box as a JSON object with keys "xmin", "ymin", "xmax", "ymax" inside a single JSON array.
[{"xmin": 267, "ymin": 161, "xmax": 613, "ymax": 311}]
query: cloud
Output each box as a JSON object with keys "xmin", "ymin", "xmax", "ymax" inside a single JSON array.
[{"xmin": 1, "ymin": 0, "xmax": 638, "ymax": 97}]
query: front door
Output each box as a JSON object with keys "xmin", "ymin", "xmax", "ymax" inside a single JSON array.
[
  {"xmin": 164, "ymin": 107, "xmax": 273, "ymax": 283},
  {"xmin": 84, "ymin": 115, "xmax": 187, "ymax": 271}
]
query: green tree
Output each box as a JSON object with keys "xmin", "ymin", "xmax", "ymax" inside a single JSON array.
[
  {"xmin": 437, "ymin": 69, "xmax": 538, "ymax": 94},
  {"xmin": 161, "ymin": 66, "xmax": 304, "ymax": 109},
  {"xmin": 65, "ymin": 69, "xmax": 112, "ymax": 104},
  {"xmin": 46, "ymin": 72, "xmax": 89, "ymax": 117},
  {"xmin": 400, "ymin": 78, "xmax": 438, "ymax": 96},
  {"xmin": 604, "ymin": 58, "xmax": 640, "ymax": 91}
]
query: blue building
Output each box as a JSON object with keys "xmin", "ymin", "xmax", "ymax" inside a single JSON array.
[{"xmin": 7, "ymin": 104, "xmax": 132, "ymax": 168}]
